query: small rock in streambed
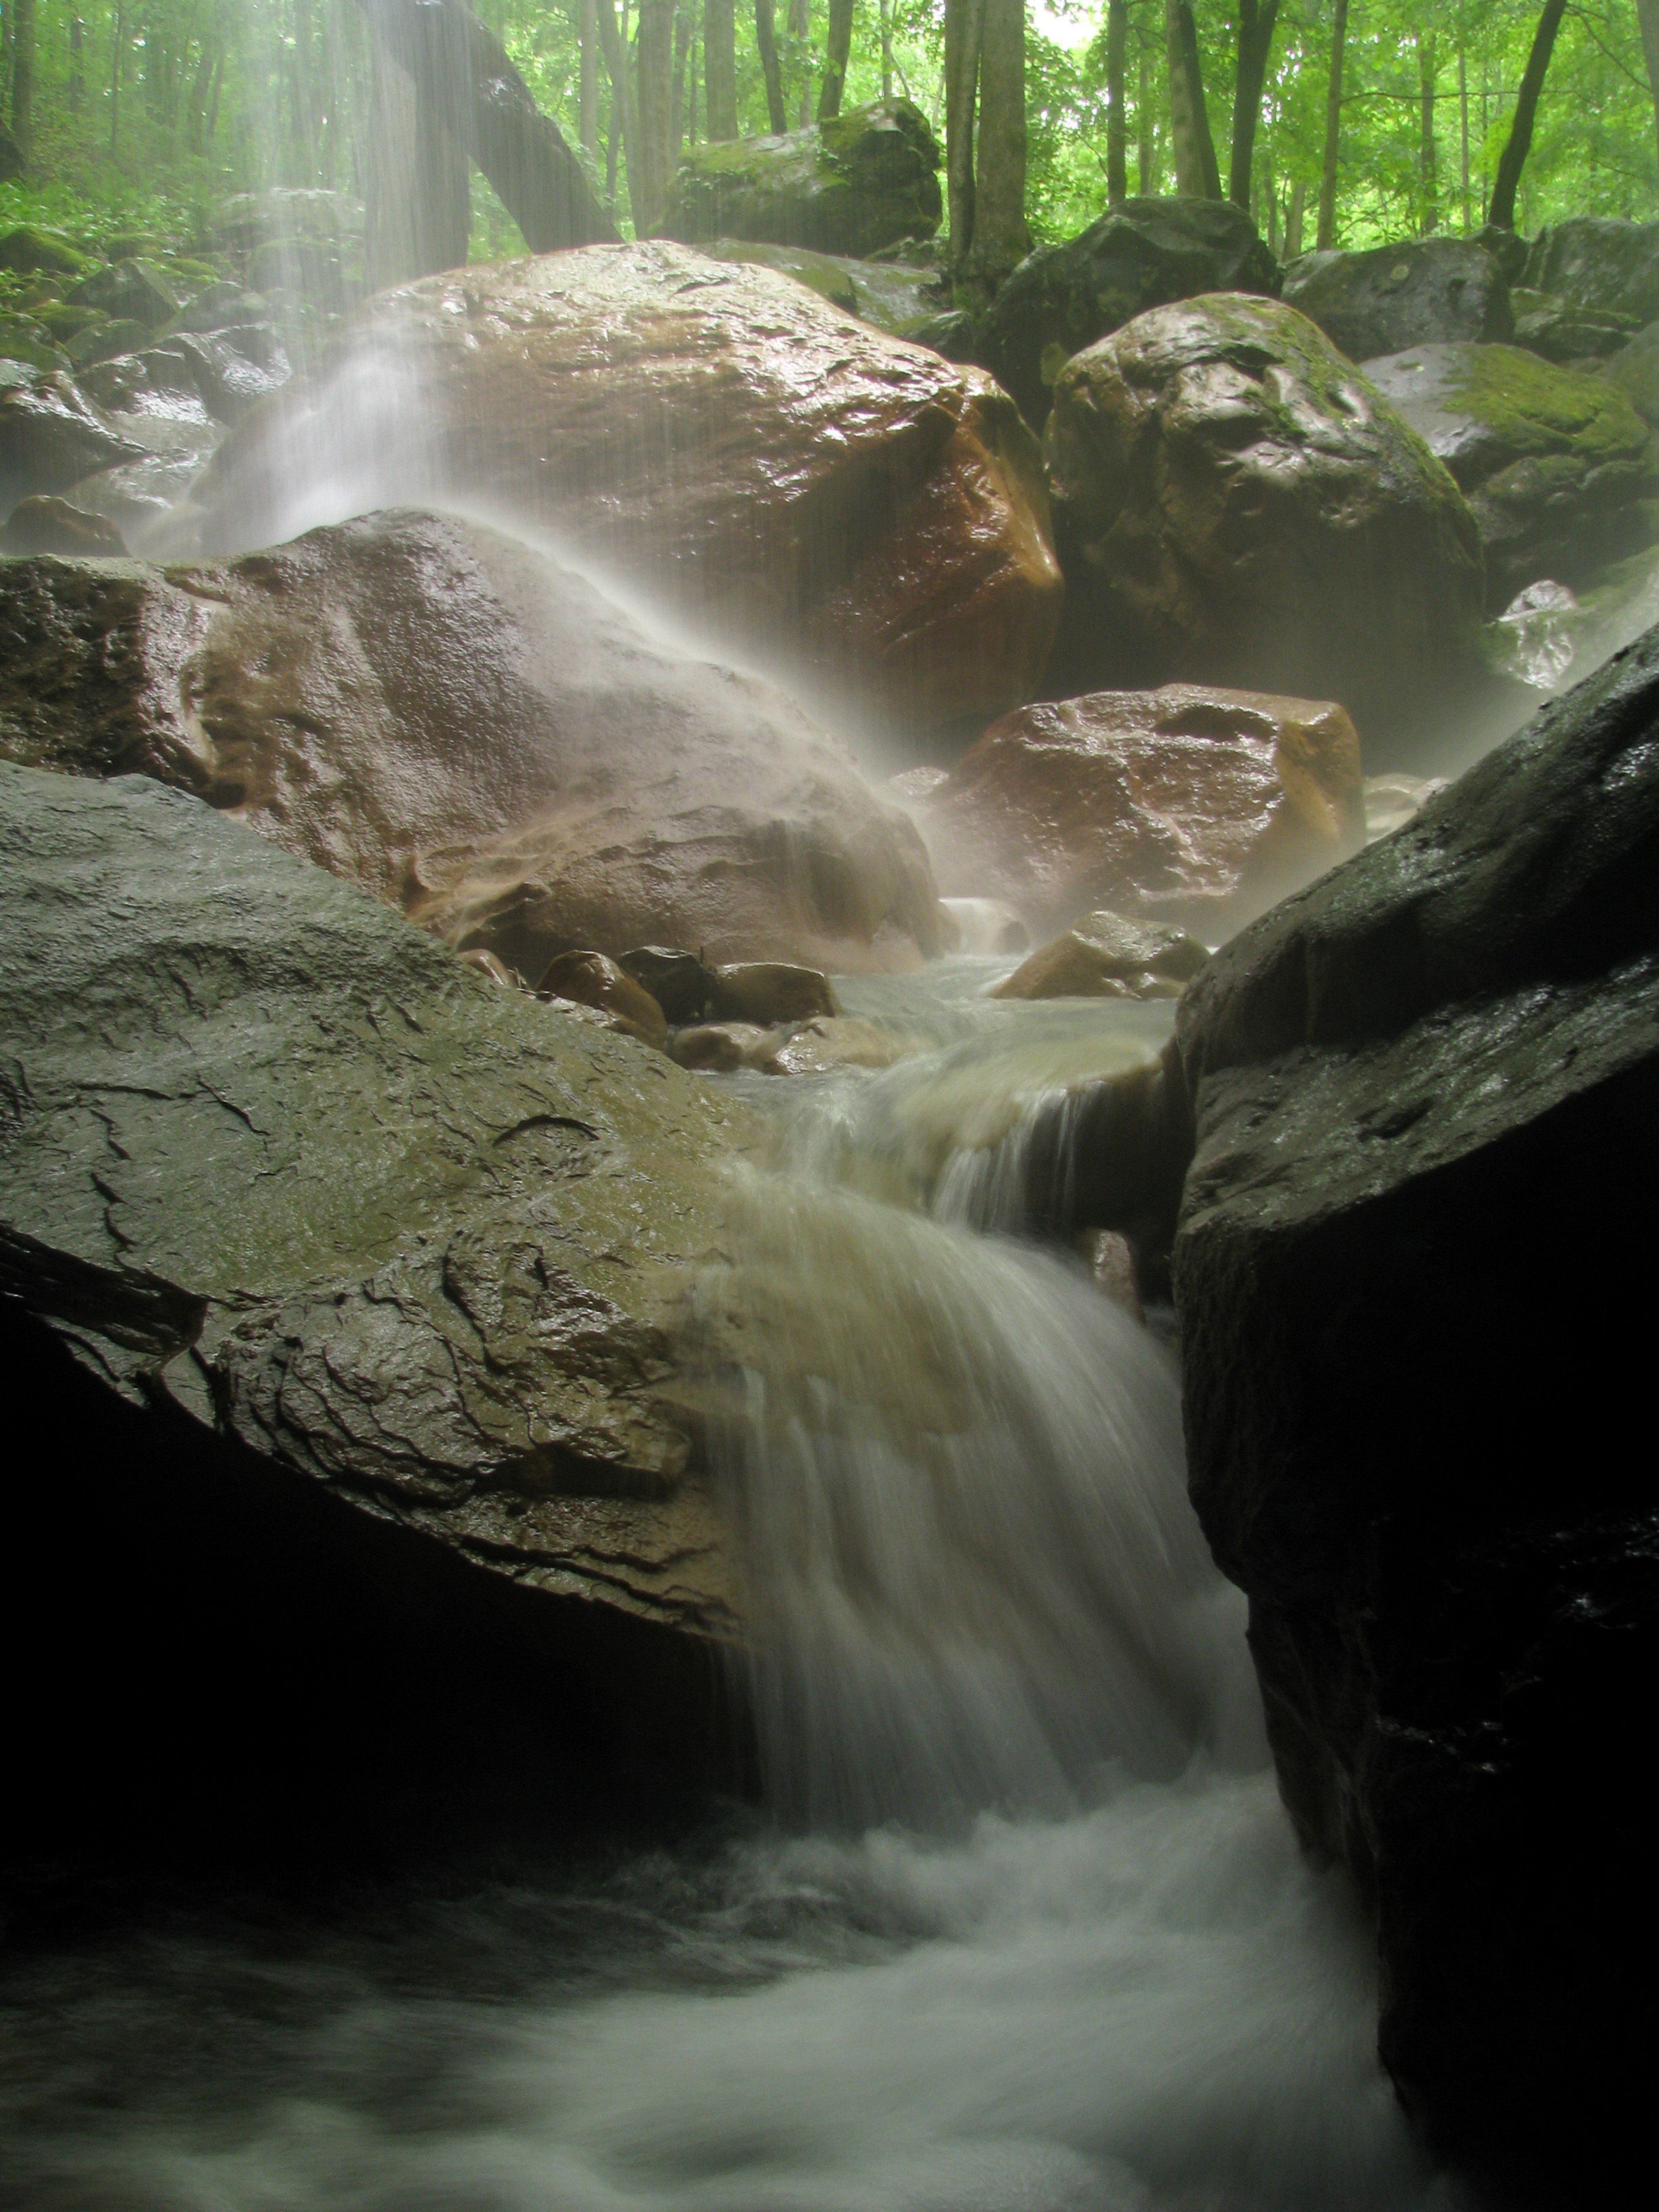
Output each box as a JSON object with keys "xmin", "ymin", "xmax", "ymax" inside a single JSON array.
[
  {"xmin": 460, "ymin": 947, "xmax": 526, "ymax": 989},
  {"xmin": 1076, "ymin": 1230, "xmax": 1144, "ymax": 1324},
  {"xmin": 711, "ymin": 961, "xmax": 838, "ymax": 1026},
  {"xmin": 0, "ymin": 494, "xmax": 127, "ymax": 557},
  {"xmin": 753, "ymin": 1018, "xmax": 914, "ymax": 1076},
  {"xmin": 620, "ymin": 946, "xmax": 724, "ymax": 1026},
  {"xmin": 992, "ymin": 913, "xmax": 1209, "ymax": 1001},
  {"xmin": 537, "ymin": 950, "xmax": 668, "ymax": 1049},
  {"xmin": 668, "ymin": 1022, "xmax": 777, "ymax": 1072}
]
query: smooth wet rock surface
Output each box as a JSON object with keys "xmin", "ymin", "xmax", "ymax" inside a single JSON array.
[
  {"xmin": 178, "ymin": 242, "xmax": 1060, "ymax": 739},
  {"xmin": 1173, "ymin": 629, "xmax": 1659, "ymax": 2177},
  {"xmin": 1043, "ymin": 294, "xmax": 1486, "ymax": 757},
  {"xmin": 918, "ymin": 683, "xmax": 1365, "ymax": 936},
  {"xmin": 0, "ymin": 761, "xmax": 746, "ymax": 1640},
  {"xmin": 992, "ymin": 912, "xmax": 1210, "ymax": 1000},
  {"xmin": 0, "ymin": 509, "xmax": 943, "ymax": 976}
]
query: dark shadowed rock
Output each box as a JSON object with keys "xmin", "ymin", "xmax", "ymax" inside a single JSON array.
[
  {"xmin": 1043, "ymin": 295, "xmax": 1486, "ymax": 758},
  {"xmin": 66, "ymin": 256, "xmax": 181, "ymax": 330},
  {"xmin": 0, "ymin": 509, "xmax": 944, "ymax": 975},
  {"xmin": 1282, "ymin": 238, "xmax": 1512, "ymax": 364},
  {"xmin": 977, "ymin": 197, "xmax": 1280, "ymax": 432},
  {"xmin": 537, "ymin": 950, "xmax": 670, "ymax": 1048},
  {"xmin": 0, "ymin": 760, "xmax": 747, "ymax": 1649},
  {"xmin": 1601, "ymin": 315, "xmax": 1659, "ymax": 424},
  {"xmin": 920, "ymin": 683, "xmax": 1364, "ymax": 939},
  {"xmin": 1521, "ymin": 216, "xmax": 1659, "ymax": 327},
  {"xmin": 1, "ymin": 493, "xmax": 127, "ymax": 556},
  {"xmin": 1173, "ymin": 632, "xmax": 1659, "ymax": 2184},
  {"xmin": 662, "ymin": 99, "xmax": 941, "ymax": 258},
  {"xmin": 0, "ymin": 366, "xmax": 144, "ymax": 506},
  {"xmin": 1508, "ymin": 285, "xmax": 1637, "ymax": 363},
  {"xmin": 1363, "ymin": 339, "xmax": 1653, "ymax": 605},
  {"xmin": 175, "ymin": 242, "xmax": 1061, "ymax": 740}
]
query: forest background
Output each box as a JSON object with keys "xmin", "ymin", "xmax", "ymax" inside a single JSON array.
[{"xmin": 1, "ymin": 0, "xmax": 1656, "ymax": 275}]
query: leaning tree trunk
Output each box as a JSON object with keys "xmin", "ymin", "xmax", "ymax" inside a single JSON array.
[
  {"xmin": 945, "ymin": 0, "xmax": 985, "ymax": 265},
  {"xmin": 1316, "ymin": 0, "xmax": 1347, "ymax": 249},
  {"xmin": 704, "ymin": 0, "xmax": 737, "ymax": 139},
  {"xmin": 365, "ymin": 16, "xmax": 470, "ymax": 289},
  {"xmin": 359, "ymin": 0, "xmax": 616, "ymax": 255},
  {"xmin": 818, "ymin": 0, "xmax": 855, "ymax": 120},
  {"xmin": 1106, "ymin": 0, "xmax": 1128, "ymax": 205},
  {"xmin": 1639, "ymin": 0, "xmax": 1659, "ymax": 178},
  {"xmin": 1229, "ymin": 0, "xmax": 1279, "ymax": 210},
  {"xmin": 1166, "ymin": 0, "xmax": 1221, "ymax": 199},
  {"xmin": 755, "ymin": 0, "xmax": 788, "ymax": 133},
  {"xmin": 636, "ymin": 0, "xmax": 675, "ymax": 231},
  {"xmin": 1487, "ymin": 0, "xmax": 1567, "ymax": 231},
  {"xmin": 967, "ymin": 0, "xmax": 1029, "ymax": 291}
]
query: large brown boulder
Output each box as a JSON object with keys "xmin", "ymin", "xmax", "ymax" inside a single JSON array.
[
  {"xmin": 0, "ymin": 509, "xmax": 944, "ymax": 974},
  {"xmin": 1042, "ymin": 293, "xmax": 1487, "ymax": 762},
  {"xmin": 913, "ymin": 683, "xmax": 1365, "ymax": 938},
  {"xmin": 175, "ymin": 242, "xmax": 1061, "ymax": 738},
  {"xmin": 1172, "ymin": 633, "xmax": 1659, "ymax": 2187}
]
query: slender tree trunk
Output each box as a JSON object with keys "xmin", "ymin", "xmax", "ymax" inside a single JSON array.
[
  {"xmin": 689, "ymin": 32, "xmax": 700, "ymax": 138},
  {"xmin": 789, "ymin": 0, "xmax": 810, "ymax": 124},
  {"xmin": 968, "ymin": 0, "xmax": 1028, "ymax": 288},
  {"xmin": 1262, "ymin": 149, "xmax": 1277, "ymax": 251},
  {"xmin": 1418, "ymin": 29, "xmax": 1437, "ymax": 233},
  {"xmin": 880, "ymin": 0, "xmax": 893, "ymax": 100},
  {"xmin": 756, "ymin": 0, "xmax": 787, "ymax": 132},
  {"xmin": 581, "ymin": 0, "xmax": 600, "ymax": 156},
  {"xmin": 945, "ymin": 0, "xmax": 985, "ymax": 264},
  {"xmin": 1459, "ymin": 42, "xmax": 1470, "ymax": 232},
  {"xmin": 9, "ymin": 0, "xmax": 33, "ymax": 153},
  {"xmin": 1316, "ymin": 0, "xmax": 1347, "ymax": 249},
  {"xmin": 1166, "ymin": 0, "xmax": 1220, "ymax": 198},
  {"xmin": 818, "ymin": 0, "xmax": 855, "ymax": 120},
  {"xmin": 1137, "ymin": 27, "xmax": 1157, "ymax": 193},
  {"xmin": 596, "ymin": 0, "xmax": 645, "ymax": 227},
  {"xmin": 1284, "ymin": 173, "xmax": 1304, "ymax": 257},
  {"xmin": 111, "ymin": 4, "xmax": 123, "ymax": 158},
  {"xmin": 71, "ymin": 14, "xmax": 86, "ymax": 116},
  {"xmin": 1229, "ymin": 0, "xmax": 1278, "ymax": 210},
  {"xmin": 1106, "ymin": 0, "xmax": 1128, "ymax": 204},
  {"xmin": 606, "ymin": 79, "xmax": 620, "ymax": 205},
  {"xmin": 635, "ymin": 0, "xmax": 675, "ymax": 229},
  {"xmin": 1635, "ymin": 0, "xmax": 1659, "ymax": 180},
  {"xmin": 365, "ymin": 31, "xmax": 470, "ymax": 289},
  {"xmin": 672, "ymin": 3, "xmax": 692, "ymax": 152},
  {"xmin": 704, "ymin": 0, "xmax": 736, "ymax": 137},
  {"xmin": 1487, "ymin": 0, "xmax": 1567, "ymax": 231}
]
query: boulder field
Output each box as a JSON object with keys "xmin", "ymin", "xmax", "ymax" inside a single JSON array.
[
  {"xmin": 0, "ymin": 508, "xmax": 944, "ymax": 976},
  {"xmin": 172, "ymin": 240, "xmax": 1063, "ymax": 740},
  {"xmin": 1171, "ymin": 630, "xmax": 1659, "ymax": 2185}
]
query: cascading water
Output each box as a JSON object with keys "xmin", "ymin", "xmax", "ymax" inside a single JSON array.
[{"xmin": 0, "ymin": 960, "xmax": 1464, "ymax": 2212}]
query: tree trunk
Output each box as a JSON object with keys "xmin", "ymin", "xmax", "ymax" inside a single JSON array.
[
  {"xmin": 365, "ymin": 35, "xmax": 470, "ymax": 290},
  {"xmin": 1459, "ymin": 42, "xmax": 1470, "ymax": 232},
  {"xmin": 1634, "ymin": 0, "xmax": 1659, "ymax": 181},
  {"xmin": 594, "ymin": 0, "xmax": 644, "ymax": 229},
  {"xmin": 1229, "ymin": 0, "xmax": 1278, "ymax": 210},
  {"xmin": 1106, "ymin": 0, "xmax": 1128, "ymax": 205},
  {"xmin": 945, "ymin": 0, "xmax": 985, "ymax": 265},
  {"xmin": 756, "ymin": 0, "xmax": 787, "ymax": 132},
  {"xmin": 880, "ymin": 0, "xmax": 893, "ymax": 100},
  {"xmin": 1284, "ymin": 174, "xmax": 1304, "ymax": 258},
  {"xmin": 673, "ymin": 3, "xmax": 692, "ymax": 152},
  {"xmin": 70, "ymin": 13, "xmax": 86, "ymax": 116},
  {"xmin": 581, "ymin": 0, "xmax": 600, "ymax": 156},
  {"xmin": 968, "ymin": 0, "xmax": 1028, "ymax": 289},
  {"xmin": 789, "ymin": 0, "xmax": 810, "ymax": 125},
  {"xmin": 1487, "ymin": 0, "xmax": 1567, "ymax": 232},
  {"xmin": 1315, "ymin": 0, "xmax": 1347, "ymax": 249},
  {"xmin": 1418, "ymin": 29, "xmax": 1437, "ymax": 233},
  {"xmin": 359, "ymin": 0, "xmax": 617, "ymax": 253},
  {"xmin": 704, "ymin": 0, "xmax": 737, "ymax": 138},
  {"xmin": 1165, "ymin": 0, "xmax": 1220, "ymax": 199},
  {"xmin": 10, "ymin": 0, "xmax": 33, "ymax": 154},
  {"xmin": 111, "ymin": 4, "xmax": 124, "ymax": 158},
  {"xmin": 1137, "ymin": 29, "xmax": 1157, "ymax": 194},
  {"xmin": 635, "ymin": 0, "xmax": 674, "ymax": 230},
  {"xmin": 818, "ymin": 0, "xmax": 855, "ymax": 121}
]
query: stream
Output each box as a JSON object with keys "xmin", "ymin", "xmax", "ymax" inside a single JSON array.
[{"xmin": 0, "ymin": 965, "xmax": 1461, "ymax": 2212}]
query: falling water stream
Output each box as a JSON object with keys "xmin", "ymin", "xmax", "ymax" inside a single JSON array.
[{"xmin": 0, "ymin": 961, "xmax": 1461, "ymax": 2212}]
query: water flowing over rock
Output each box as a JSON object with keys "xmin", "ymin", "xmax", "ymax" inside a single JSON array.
[
  {"xmin": 177, "ymin": 242, "xmax": 1061, "ymax": 739},
  {"xmin": 0, "ymin": 509, "xmax": 944, "ymax": 975},
  {"xmin": 976, "ymin": 197, "xmax": 1281, "ymax": 433},
  {"xmin": 661, "ymin": 99, "xmax": 942, "ymax": 258},
  {"xmin": 0, "ymin": 761, "xmax": 746, "ymax": 1647},
  {"xmin": 1363, "ymin": 339, "xmax": 1653, "ymax": 607},
  {"xmin": 1281, "ymin": 238, "xmax": 1513, "ymax": 362},
  {"xmin": 1043, "ymin": 294, "xmax": 1487, "ymax": 758},
  {"xmin": 1173, "ymin": 632, "xmax": 1659, "ymax": 2183},
  {"xmin": 915, "ymin": 683, "xmax": 1365, "ymax": 937}
]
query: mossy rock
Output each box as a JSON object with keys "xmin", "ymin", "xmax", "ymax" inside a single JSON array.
[
  {"xmin": 0, "ymin": 225, "xmax": 93, "ymax": 279},
  {"xmin": 661, "ymin": 98, "xmax": 941, "ymax": 260},
  {"xmin": 0, "ymin": 314, "xmax": 70, "ymax": 373},
  {"xmin": 1363, "ymin": 339, "xmax": 1653, "ymax": 604}
]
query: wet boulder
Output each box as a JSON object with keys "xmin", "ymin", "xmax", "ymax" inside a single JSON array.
[
  {"xmin": 976, "ymin": 196, "xmax": 1280, "ymax": 432},
  {"xmin": 1043, "ymin": 295, "xmax": 1486, "ymax": 758},
  {"xmin": 1281, "ymin": 238, "xmax": 1512, "ymax": 362},
  {"xmin": 0, "ymin": 508, "xmax": 944, "ymax": 976},
  {"xmin": 1173, "ymin": 632, "xmax": 1659, "ymax": 2186},
  {"xmin": 0, "ymin": 313, "xmax": 69, "ymax": 374},
  {"xmin": 66, "ymin": 256, "xmax": 181, "ymax": 331},
  {"xmin": 1602, "ymin": 316, "xmax": 1659, "ymax": 423},
  {"xmin": 991, "ymin": 912, "xmax": 1209, "ymax": 1001},
  {"xmin": 0, "ymin": 761, "xmax": 747, "ymax": 1707},
  {"xmin": 662, "ymin": 98, "xmax": 941, "ymax": 259},
  {"xmin": 0, "ymin": 493, "xmax": 127, "ymax": 556},
  {"xmin": 1521, "ymin": 216, "xmax": 1659, "ymax": 327},
  {"xmin": 177, "ymin": 242, "xmax": 1061, "ymax": 740},
  {"xmin": 0, "ymin": 365, "xmax": 144, "ymax": 507},
  {"xmin": 697, "ymin": 237, "xmax": 953, "ymax": 346},
  {"xmin": 1363, "ymin": 340, "xmax": 1653, "ymax": 606},
  {"xmin": 1507, "ymin": 286, "xmax": 1637, "ymax": 364},
  {"xmin": 916, "ymin": 683, "xmax": 1364, "ymax": 938},
  {"xmin": 537, "ymin": 951, "xmax": 670, "ymax": 1049}
]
